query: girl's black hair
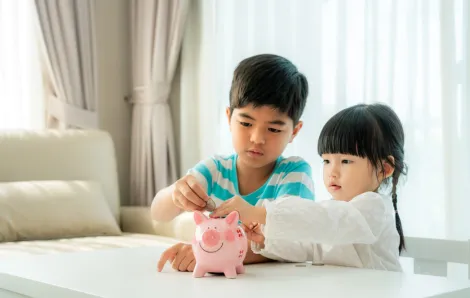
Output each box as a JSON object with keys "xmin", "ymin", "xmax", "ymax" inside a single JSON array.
[{"xmin": 317, "ymin": 103, "xmax": 407, "ymax": 254}]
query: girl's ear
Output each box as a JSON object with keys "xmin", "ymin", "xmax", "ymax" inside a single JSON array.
[{"xmin": 383, "ymin": 156, "xmax": 395, "ymax": 178}]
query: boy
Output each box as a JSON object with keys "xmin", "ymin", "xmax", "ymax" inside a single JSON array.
[{"xmin": 153, "ymin": 54, "xmax": 314, "ymax": 272}]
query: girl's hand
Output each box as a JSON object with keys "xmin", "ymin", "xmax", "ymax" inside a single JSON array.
[
  {"xmin": 243, "ymin": 223, "xmax": 265, "ymax": 248},
  {"xmin": 210, "ymin": 196, "xmax": 266, "ymax": 224}
]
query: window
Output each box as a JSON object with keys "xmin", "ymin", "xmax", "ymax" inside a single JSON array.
[
  {"xmin": 0, "ymin": 0, "xmax": 45, "ymax": 130},
  {"xmin": 181, "ymin": 0, "xmax": 470, "ymax": 240}
]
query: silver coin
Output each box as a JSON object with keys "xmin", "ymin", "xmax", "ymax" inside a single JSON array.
[
  {"xmin": 295, "ymin": 264, "xmax": 307, "ymax": 267},
  {"xmin": 205, "ymin": 198, "xmax": 216, "ymax": 211}
]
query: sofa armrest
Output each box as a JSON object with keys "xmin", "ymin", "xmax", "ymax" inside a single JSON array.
[
  {"xmin": 120, "ymin": 206, "xmax": 196, "ymax": 243},
  {"xmin": 162, "ymin": 211, "xmax": 196, "ymax": 243},
  {"xmin": 120, "ymin": 206, "xmax": 155, "ymax": 234}
]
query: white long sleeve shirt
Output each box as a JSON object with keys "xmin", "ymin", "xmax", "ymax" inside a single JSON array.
[{"xmin": 252, "ymin": 192, "xmax": 403, "ymax": 271}]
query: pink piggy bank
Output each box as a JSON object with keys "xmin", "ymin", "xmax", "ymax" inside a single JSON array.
[{"xmin": 192, "ymin": 211, "xmax": 247, "ymax": 278}]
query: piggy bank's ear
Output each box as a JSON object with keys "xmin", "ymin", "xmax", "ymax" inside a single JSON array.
[
  {"xmin": 225, "ymin": 211, "xmax": 239, "ymax": 226},
  {"xmin": 194, "ymin": 211, "xmax": 208, "ymax": 225}
]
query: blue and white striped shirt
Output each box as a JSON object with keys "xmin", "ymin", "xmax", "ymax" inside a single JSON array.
[{"xmin": 187, "ymin": 154, "xmax": 315, "ymax": 207}]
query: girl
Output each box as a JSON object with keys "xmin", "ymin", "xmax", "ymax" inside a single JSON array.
[{"xmin": 211, "ymin": 103, "xmax": 407, "ymax": 271}]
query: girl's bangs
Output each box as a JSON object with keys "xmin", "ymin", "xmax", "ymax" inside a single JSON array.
[{"xmin": 317, "ymin": 108, "xmax": 383, "ymax": 160}]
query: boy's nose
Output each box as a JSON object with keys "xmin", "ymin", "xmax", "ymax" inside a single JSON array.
[{"xmin": 250, "ymin": 129, "xmax": 265, "ymax": 144}]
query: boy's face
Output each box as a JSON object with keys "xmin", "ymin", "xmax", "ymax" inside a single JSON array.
[{"xmin": 226, "ymin": 104, "xmax": 302, "ymax": 170}]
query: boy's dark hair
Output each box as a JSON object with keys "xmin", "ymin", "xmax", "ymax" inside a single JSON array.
[
  {"xmin": 229, "ymin": 54, "xmax": 308, "ymax": 125},
  {"xmin": 317, "ymin": 103, "xmax": 407, "ymax": 254}
]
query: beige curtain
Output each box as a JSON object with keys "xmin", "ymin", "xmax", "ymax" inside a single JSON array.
[
  {"xmin": 35, "ymin": 0, "xmax": 98, "ymax": 129},
  {"xmin": 130, "ymin": 0, "xmax": 190, "ymax": 206}
]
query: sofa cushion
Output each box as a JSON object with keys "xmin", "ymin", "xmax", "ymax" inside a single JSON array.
[
  {"xmin": 0, "ymin": 180, "xmax": 121, "ymax": 242},
  {"xmin": 0, "ymin": 233, "xmax": 178, "ymax": 258}
]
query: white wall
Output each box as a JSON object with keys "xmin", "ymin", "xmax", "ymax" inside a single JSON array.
[{"xmin": 94, "ymin": 0, "xmax": 132, "ymax": 205}]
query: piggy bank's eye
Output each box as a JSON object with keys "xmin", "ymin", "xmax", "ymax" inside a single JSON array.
[{"xmin": 214, "ymin": 227, "xmax": 217, "ymax": 229}]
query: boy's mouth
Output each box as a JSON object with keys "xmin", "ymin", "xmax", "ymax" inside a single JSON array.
[{"xmin": 247, "ymin": 149, "xmax": 264, "ymax": 156}]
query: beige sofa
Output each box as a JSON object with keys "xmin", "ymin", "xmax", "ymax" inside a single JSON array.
[{"xmin": 0, "ymin": 130, "xmax": 195, "ymax": 258}]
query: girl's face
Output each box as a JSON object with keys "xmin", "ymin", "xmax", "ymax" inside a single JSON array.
[{"xmin": 322, "ymin": 153, "xmax": 391, "ymax": 201}]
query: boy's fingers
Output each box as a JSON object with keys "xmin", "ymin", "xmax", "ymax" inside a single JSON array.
[
  {"xmin": 188, "ymin": 259, "xmax": 196, "ymax": 272},
  {"xmin": 187, "ymin": 178, "xmax": 209, "ymax": 202},
  {"xmin": 157, "ymin": 254, "xmax": 169, "ymax": 272},
  {"xmin": 211, "ymin": 200, "xmax": 232, "ymax": 217},
  {"xmin": 178, "ymin": 255, "xmax": 193, "ymax": 271},
  {"xmin": 181, "ymin": 183, "xmax": 206, "ymax": 207},
  {"xmin": 172, "ymin": 250, "xmax": 188, "ymax": 271},
  {"xmin": 157, "ymin": 245, "xmax": 179, "ymax": 272},
  {"xmin": 174, "ymin": 192, "xmax": 202, "ymax": 211},
  {"xmin": 209, "ymin": 207, "xmax": 226, "ymax": 218}
]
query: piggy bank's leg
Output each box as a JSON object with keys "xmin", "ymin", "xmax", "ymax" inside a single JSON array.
[
  {"xmin": 223, "ymin": 267, "xmax": 237, "ymax": 279},
  {"xmin": 235, "ymin": 264, "xmax": 245, "ymax": 274},
  {"xmin": 193, "ymin": 264, "xmax": 206, "ymax": 278}
]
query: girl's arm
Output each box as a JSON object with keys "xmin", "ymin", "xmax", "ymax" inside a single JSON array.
[{"xmin": 260, "ymin": 192, "xmax": 391, "ymax": 247}]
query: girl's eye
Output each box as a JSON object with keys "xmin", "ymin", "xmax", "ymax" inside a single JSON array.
[
  {"xmin": 239, "ymin": 122, "xmax": 251, "ymax": 127},
  {"xmin": 342, "ymin": 160, "xmax": 353, "ymax": 164},
  {"xmin": 268, "ymin": 128, "xmax": 282, "ymax": 133},
  {"xmin": 323, "ymin": 160, "xmax": 330, "ymax": 164}
]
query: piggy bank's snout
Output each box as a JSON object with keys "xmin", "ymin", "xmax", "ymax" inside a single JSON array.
[{"xmin": 202, "ymin": 229, "xmax": 221, "ymax": 247}]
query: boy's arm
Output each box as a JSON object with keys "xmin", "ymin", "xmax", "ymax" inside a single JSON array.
[
  {"xmin": 275, "ymin": 158, "xmax": 315, "ymax": 201},
  {"xmin": 150, "ymin": 183, "xmax": 183, "ymax": 222},
  {"xmin": 151, "ymin": 157, "xmax": 217, "ymax": 222}
]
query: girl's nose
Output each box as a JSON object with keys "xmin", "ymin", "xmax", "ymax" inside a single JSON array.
[{"xmin": 329, "ymin": 165, "xmax": 339, "ymax": 178}]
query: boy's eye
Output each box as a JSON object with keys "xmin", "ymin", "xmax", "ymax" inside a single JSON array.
[
  {"xmin": 322, "ymin": 159, "xmax": 330, "ymax": 164},
  {"xmin": 268, "ymin": 128, "xmax": 282, "ymax": 133},
  {"xmin": 239, "ymin": 122, "xmax": 251, "ymax": 127},
  {"xmin": 342, "ymin": 160, "xmax": 353, "ymax": 164}
]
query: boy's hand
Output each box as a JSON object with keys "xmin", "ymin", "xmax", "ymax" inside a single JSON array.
[
  {"xmin": 172, "ymin": 175, "xmax": 209, "ymax": 211},
  {"xmin": 157, "ymin": 243, "xmax": 196, "ymax": 272},
  {"xmin": 210, "ymin": 196, "xmax": 266, "ymax": 224},
  {"xmin": 242, "ymin": 223, "xmax": 265, "ymax": 248}
]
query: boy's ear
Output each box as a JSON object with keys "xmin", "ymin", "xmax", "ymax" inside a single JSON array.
[
  {"xmin": 225, "ymin": 107, "xmax": 232, "ymax": 129},
  {"xmin": 289, "ymin": 121, "xmax": 303, "ymax": 143},
  {"xmin": 383, "ymin": 156, "xmax": 395, "ymax": 178}
]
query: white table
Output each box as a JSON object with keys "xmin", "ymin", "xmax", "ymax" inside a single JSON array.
[{"xmin": 0, "ymin": 246, "xmax": 469, "ymax": 298}]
